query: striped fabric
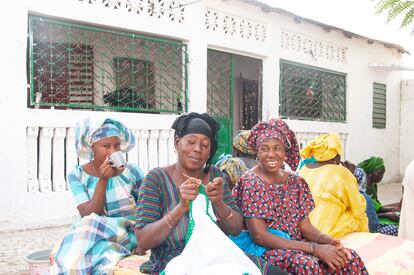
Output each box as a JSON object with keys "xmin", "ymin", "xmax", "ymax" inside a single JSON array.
[
  {"xmin": 53, "ymin": 163, "xmax": 144, "ymax": 274},
  {"xmin": 135, "ymin": 166, "xmax": 270, "ymax": 275}
]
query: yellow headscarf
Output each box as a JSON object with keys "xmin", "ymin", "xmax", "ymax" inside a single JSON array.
[{"xmin": 300, "ymin": 133, "xmax": 344, "ymax": 162}]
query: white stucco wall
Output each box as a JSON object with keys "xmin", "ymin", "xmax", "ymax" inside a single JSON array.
[
  {"xmin": 0, "ymin": 0, "xmax": 407, "ymax": 229},
  {"xmin": 400, "ymin": 80, "xmax": 414, "ymax": 175}
]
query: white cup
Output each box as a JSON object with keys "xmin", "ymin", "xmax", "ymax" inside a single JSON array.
[{"xmin": 109, "ymin": 151, "xmax": 126, "ymax": 169}]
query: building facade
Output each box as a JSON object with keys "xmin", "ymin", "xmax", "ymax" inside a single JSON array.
[{"xmin": 0, "ymin": 0, "xmax": 409, "ymax": 229}]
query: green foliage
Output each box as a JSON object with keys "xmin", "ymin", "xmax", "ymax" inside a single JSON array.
[{"xmin": 375, "ymin": 0, "xmax": 414, "ymax": 34}]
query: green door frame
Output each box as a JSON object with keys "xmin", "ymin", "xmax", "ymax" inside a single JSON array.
[{"xmin": 207, "ymin": 49, "xmax": 234, "ymax": 162}]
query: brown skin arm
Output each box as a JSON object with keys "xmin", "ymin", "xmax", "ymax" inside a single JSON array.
[
  {"xmin": 135, "ymin": 178, "xmax": 199, "ymax": 251},
  {"xmin": 206, "ymin": 177, "xmax": 243, "ymax": 236},
  {"xmin": 247, "ymin": 217, "xmax": 351, "ymax": 271},
  {"xmin": 135, "ymin": 201, "xmax": 189, "ymax": 252},
  {"xmin": 377, "ymin": 212, "xmax": 400, "ymax": 222},
  {"xmin": 77, "ymin": 158, "xmax": 124, "ymax": 217}
]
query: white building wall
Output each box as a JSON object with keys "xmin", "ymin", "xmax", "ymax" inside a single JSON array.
[
  {"xmin": 0, "ymin": 0, "xmax": 406, "ymax": 229},
  {"xmin": 400, "ymin": 80, "xmax": 414, "ymax": 175}
]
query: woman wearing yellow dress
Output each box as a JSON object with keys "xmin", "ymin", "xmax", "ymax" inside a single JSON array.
[{"xmin": 299, "ymin": 133, "xmax": 368, "ymax": 238}]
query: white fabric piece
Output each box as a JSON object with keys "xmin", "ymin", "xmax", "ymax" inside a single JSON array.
[
  {"xmin": 163, "ymin": 194, "xmax": 261, "ymax": 275},
  {"xmin": 399, "ymin": 159, "xmax": 414, "ymax": 240}
]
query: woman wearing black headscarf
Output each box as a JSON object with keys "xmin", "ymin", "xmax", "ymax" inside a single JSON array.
[{"xmin": 135, "ymin": 113, "xmax": 285, "ymax": 275}]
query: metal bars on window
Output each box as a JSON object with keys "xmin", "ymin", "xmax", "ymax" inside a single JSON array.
[
  {"xmin": 207, "ymin": 49, "xmax": 233, "ymax": 118},
  {"xmin": 28, "ymin": 15, "xmax": 188, "ymax": 114},
  {"xmin": 373, "ymin": 83, "xmax": 386, "ymax": 129},
  {"xmin": 279, "ymin": 60, "xmax": 346, "ymax": 122}
]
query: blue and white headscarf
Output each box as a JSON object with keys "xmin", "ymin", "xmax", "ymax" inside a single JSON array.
[{"xmin": 75, "ymin": 117, "xmax": 135, "ymax": 159}]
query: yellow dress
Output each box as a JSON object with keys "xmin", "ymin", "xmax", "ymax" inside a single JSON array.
[{"xmin": 300, "ymin": 164, "xmax": 369, "ymax": 238}]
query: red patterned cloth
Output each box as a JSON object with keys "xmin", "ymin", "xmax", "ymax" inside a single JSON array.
[
  {"xmin": 233, "ymin": 171, "xmax": 369, "ymax": 274},
  {"xmin": 247, "ymin": 119, "xmax": 300, "ymax": 171}
]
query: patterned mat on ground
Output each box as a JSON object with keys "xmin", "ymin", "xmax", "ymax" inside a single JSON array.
[
  {"xmin": 115, "ymin": 253, "xmax": 150, "ymax": 275},
  {"xmin": 115, "ymin": 232, "xmax": 414, "ymax": 275},
  {"xmin": 341, "ymin": 232, "xmax": 414, "ymax": 275}
]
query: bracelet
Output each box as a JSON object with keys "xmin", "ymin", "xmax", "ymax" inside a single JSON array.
[
  {"xmin": 164, "ymin": 213, "xmax": 174, "ymax": 229},
  {"xmin": 309, "ymin": 243, "xmax": 316, "ymax": 255},
  {"xmin": 217, "ymin": 207, "xmax": 233, "ymax": 221}
]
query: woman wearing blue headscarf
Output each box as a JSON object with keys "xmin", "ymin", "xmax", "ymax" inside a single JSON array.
[{"xmin": 52, "ymin": 117, "xmax": 144, "ymax": 274}]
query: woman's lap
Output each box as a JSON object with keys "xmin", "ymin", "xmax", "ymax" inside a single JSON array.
[{"xmin": 262, "ymin": 248, "xmax": 368, "ymax": 275}]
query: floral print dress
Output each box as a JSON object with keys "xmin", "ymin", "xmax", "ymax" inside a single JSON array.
[{"xmin": 233, "ymin": 170, "xmax": 369, "ymax": 275}]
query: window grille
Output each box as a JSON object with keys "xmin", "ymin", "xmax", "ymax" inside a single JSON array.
[
  {"xmin": 28, "ymin": 15, "xmax": 187, "ymax": 114},
  {"xmin": 372, "ymin": 83, "xmax": 386, "ymax": 129},
  {"xmin": 279, "ymin": 60, "xmax": 346, "ymax": 122}
]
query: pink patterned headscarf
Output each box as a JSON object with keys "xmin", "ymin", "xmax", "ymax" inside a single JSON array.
[{"xmin": 248, "ymin": 118, "xmax": 300, "ymax": 171}]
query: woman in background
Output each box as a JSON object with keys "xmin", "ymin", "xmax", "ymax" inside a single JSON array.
[
  {"xmin": 359, "ymin": 156, "xmax": 400, "ymax": 224},
  {"xmin": 216, "ymin": 130, "xmax": 257, "ymax": 189},
  {"xmin": 299, "ymin": 133, "xmax": 368, "ymax": 238}
]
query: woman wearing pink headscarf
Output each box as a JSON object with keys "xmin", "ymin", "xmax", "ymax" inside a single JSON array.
[{"xmin": 232, "ymin": 119, "xmax": 368, "ymax": 274}]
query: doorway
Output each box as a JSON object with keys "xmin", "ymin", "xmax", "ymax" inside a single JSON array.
[{"xmin": 207, "ymin": 49, "xmax": 262, "ymax": 158}]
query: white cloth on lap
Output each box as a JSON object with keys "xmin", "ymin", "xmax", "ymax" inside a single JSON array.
[{"xmin": 162, "ymin": 193, "xmax": 261, "ymax": 275}]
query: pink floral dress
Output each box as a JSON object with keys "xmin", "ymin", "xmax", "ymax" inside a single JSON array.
[{"xmin": 233, "ymin": 170, "xmax": 368, "ymax": 274}]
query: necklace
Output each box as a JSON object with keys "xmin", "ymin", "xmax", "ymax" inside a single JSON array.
[{"xmin": 91, "ymin": 161, "xmax": 99, "ymax": 174}]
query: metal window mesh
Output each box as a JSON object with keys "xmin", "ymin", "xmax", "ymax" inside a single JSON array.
[
  {"xmin": 279, "ymin": 61, "xmax": 346, "ymax": 122},
  {"xmin": 207, "ymin": 50, "xmax": 232, "ymax": 117},
  {"xmin": 28, "ymin": 16, "xmax": 187, "ymax": 114}
]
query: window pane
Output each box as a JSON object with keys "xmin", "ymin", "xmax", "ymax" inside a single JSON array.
[
  {"xmin": 28, "ymin": 15, "xmax": 187, "ymax": 114},
  {"xmin": 279, "ymin": 60, "xmax": 346, "ymax": 122},
  {"xmin": 373, "ymin": 83, "xmax": 386, "ymax": 129}
]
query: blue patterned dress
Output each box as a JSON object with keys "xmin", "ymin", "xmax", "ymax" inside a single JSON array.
[{"xmin": 53, "ymin": 163, "xmax": 144, "ymax": 274}]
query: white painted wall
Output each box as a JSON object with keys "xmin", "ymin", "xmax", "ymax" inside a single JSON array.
[
  {"xmin": 400, "ymin": 80, "xmax": 414, "ymax": 175},
  {"xmin": 0, "ymin": 0, "xmax": 407, "ymax": 229}
]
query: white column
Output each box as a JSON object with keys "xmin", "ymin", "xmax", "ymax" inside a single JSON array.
[
  {"xmin": 158, "ymin": 129, "xmax": 170, "ymax": 167},
  {"xmin": 128, "ymin": 129, "xmax": 140, "ymax": 168},
  {"xmin": 261, "ymin": 56, "xmax": 279, "ymax": 120},
  {"xmin": 168, "ymin": 130, "xmax": 177, "ymax": 165},
  {"xmin": 148, "ymin": 130, "xmax": 160, "ymax": 171},
  {"xmin": 52, "ymin": 128, "xmax": 67, "ymax": 192},
  {"xmin": 65, "ymin": 128, "xmax": 78, "ymax": 189},
  {"xmin": 39, "ymin": 127, "xmax": 54, "ymax": 192},
  {"xmin": 185, "ymin": 1, "xmax": 207, "ymax": 113},
  {"xmin": 27, "ymin": 127, "xmax": 39, "ymax": 193},
  {"xmin": 138, "ymin": 129, "xmax": 149, "ymax": 173}
]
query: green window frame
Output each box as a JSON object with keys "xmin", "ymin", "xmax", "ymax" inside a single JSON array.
[
  {"xmin": 28, "ymin": 15, "xmax": 188, "ymax": 114},
  {"xmin": 373, "ymin": 83, "xmax": 386, "ymax": 129},
  {"xmin": 279, "ymin": 60, "xmax": 346, "ymax": 122}
]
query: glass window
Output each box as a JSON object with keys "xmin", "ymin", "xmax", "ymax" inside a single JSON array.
[
  {"xmin": 372, "ymin": 82, "xmax": 386, "ymax": 129},
  {"xmin": 279, "ymin": 60, "xmax": 346, "ymax": 122},
  {"xmin": 28, "ymin": 15, "xmax": 187, "ymax": 114}
]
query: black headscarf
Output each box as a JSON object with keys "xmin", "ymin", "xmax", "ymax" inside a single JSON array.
[{"xmin": 171, "ymin": 112, "xmax": 220, "ymax": 173}]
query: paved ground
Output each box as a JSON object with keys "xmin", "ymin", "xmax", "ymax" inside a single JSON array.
[{"xmin": 0, "ymin": 182, "xmax": 403, "ymax": 274}]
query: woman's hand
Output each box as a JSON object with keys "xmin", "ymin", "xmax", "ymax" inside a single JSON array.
[
  {"xmin": 205, "ymin": 177, "xmax": 224, "ymax": 204},
  {"xmin": 330, "ymin": 239, "xmax": 352, "ymax": 260},
  {"xmin": 97, "ymin": 157, "xmax": 124, "ymax": 181},
  {"xmin": 178, "ymin": 177, "xmax": 201, "ymax": 211},
  {"xmin": 314, "ymin": 244, "xmax": 350, "ymax": 271}
]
